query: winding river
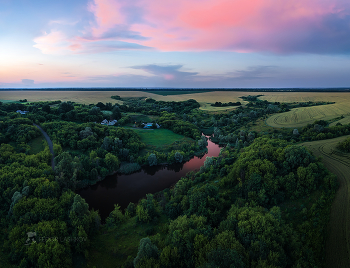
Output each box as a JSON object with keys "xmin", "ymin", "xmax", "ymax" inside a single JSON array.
[{"xmin": 77, "ymin": 138, "xmax": 221, "ymax": 220}]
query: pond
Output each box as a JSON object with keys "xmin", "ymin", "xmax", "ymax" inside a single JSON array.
[{"xmin": 77, "ymin": 137, "xmax": 222, "ymax": 220}]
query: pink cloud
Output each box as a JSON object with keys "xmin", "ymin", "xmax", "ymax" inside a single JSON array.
[{"xmin": 34, "ymin": 0, "xmax": 350, "ymax": 54}]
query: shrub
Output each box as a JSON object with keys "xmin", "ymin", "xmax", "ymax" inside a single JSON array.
[{"xmin": 119, "ymin": 163, "xmax": 141, "ymax": 174}]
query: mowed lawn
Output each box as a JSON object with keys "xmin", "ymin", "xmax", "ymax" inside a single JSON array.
[{"xmin": 127, "ymin": 128, "xmax": 191, "ymax": 147}]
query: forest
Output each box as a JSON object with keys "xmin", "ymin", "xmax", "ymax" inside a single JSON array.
[{"xmin": 0, "ymin": 95, "xmax": 344, "ymax": 268}]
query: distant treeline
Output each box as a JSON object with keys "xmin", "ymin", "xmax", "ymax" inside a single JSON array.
[
  {"xmin": 1, "ymin": 88, "xmax": 350, "ymax": 92},
  {"xmin": 211, "ymin": 101, "xmax": 241, "ymax": 107}
]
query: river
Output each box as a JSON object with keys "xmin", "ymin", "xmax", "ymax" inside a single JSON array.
[{"xmin": 77, "ymin": 137, "xmax": 222, "ymax": 220}]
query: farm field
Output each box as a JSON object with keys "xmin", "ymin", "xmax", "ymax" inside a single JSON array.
[
  {"xmin": 125, "ymin": 128, "xmax": 191, "ymax": 148},
  {"xmin": 266, "ymin": 102, "xmax": 350, "ymax": 128},
  {"xmin": 258, "ymin": 92, "xmax": 350, "ymax": 103},
  {"xmin": 0, "ymin": 90, "xmax": 252, "ymax": 110},
  {"xmin": 301, "ymin": 135, "xmax": 350, "ymax": 268},
  {"xmin": 329, "ymin": 115, "xmax": 350, "ymax": 127}
]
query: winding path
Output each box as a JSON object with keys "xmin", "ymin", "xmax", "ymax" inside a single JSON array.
[
  {"xmin": 33, "ymin": 123, "xmax": 55, "ymax": 170},
  {"xmin": 301, "ymin": 136, "xmax": 350, "ymax": 268}
]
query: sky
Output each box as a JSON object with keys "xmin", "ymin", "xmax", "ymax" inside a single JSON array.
[{"xmin": 1, "ymin": 0, "xmax": 350, "ymax": 88}]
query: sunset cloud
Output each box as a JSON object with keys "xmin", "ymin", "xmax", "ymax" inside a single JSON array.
[{"xmin": 33, "ymin": 0, "xmax": 350, "ymax": 55}]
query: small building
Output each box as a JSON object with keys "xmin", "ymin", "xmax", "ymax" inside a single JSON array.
[
  {"xmin": 143, "ymin": 123, "xmax": 160, "ymax": 129},
  {"xmin": 101, "ymin": 119, "xmax": 108, "ymax": 125},
  {"xmin": 101, "ymin": 119, "xmax": 118, "ymax": 126},
  {"xmin": 16, "ymin": 110, "xmax": 28, "ymax": 115},
  {"xmin": 108, "ymin": 119, "xmax": 118, "ymax": 126}
]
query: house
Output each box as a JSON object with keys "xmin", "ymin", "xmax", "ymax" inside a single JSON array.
[
  {"xmin": 101, "ymin": 119, "xmax": 108, "ymax": 125},
  {"xmin": 108, "ymin": 119, "xmax": 118, "ymax": 126},
  {"xmin": 143, "ymin": 123, "xmax": 160, "ymax": 129},
  {"xmin": 101, "ymin": 119, "xmax": 118, "ymax": 126},
  {"xmin": 16, "ymin": 110, "xmax": 28, "ymax": 115}
]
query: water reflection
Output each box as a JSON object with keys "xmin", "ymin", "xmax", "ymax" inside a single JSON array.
[{"xmin": 77, "ymin": 137, "xmax": 222, "ymax": 220}]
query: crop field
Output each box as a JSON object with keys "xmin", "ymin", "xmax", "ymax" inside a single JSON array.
[
  {"xmin": 329, "ymin": 116, "xmax": 350, "ymax": 127},
  {"xmin": 301, "ymin": 135, "xmax": 350, "ymax": 268},
  {"xmin": 0, "ymin": 90, "xmax": 253, "ymax": 111},
  {"xmin": 266, "ymin": 102, "xmax": 350, "ymax": 128},
  {"xmin": 258, "ymin": 92, "xmax": 350, "ymax": 103}
]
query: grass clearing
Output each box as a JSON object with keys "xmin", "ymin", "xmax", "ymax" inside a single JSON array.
[
  {"xmin": 87, "ymin": 215, "xmax": 168, "ymax": 268},
  {"xmin": 198, "ymin": 102, "xmax": 241, "ymax": 112},
  {"xmin": 300, "ymin": 135, "xmax": 350, "ymax": 267},
  {"xmin": 127, "ymin": 128, "xmax": 191, "ymax": 148},
  {"xmin": 28, "ymin": 137, "xmax": 46, "ymax": 154}
]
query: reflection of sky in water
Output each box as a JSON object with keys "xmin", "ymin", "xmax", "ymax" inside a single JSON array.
[{"xmin": 77, "ymin": 137, "xmax": 222, "ymax": 221}]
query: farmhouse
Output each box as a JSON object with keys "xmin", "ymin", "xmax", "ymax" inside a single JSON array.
[
  {"xmin": 101, "ymin": 119, "xmax": 118, "ymax": 126},
  {"xmin": 16, "ymin": 110, "xmax": 28, "ymax": 115},
  {"xmin": 142, "ymin": 123, "xmax": 160, "ymax": 129}
]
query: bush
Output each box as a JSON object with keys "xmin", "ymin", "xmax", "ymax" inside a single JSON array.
[
  {"xmin": 148, "ymin": 153, "xmax": 157, "ymax": 166},
  {"xmin": 106, "ymin": 204, "xmax": 125, "ymax": 227},
  {"xmin": 119, "ymin": 163, "xmax": 141, "ymax": 174},
  {"xmin": 134, "ymin": 238, "xmax": 159, "ymax": 268}
]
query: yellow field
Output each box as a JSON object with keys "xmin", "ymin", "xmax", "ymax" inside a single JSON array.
[
  {"xmin": 0, "ymin": 90, "xmax": 253, "ymax": 110},
  {"xmin": 300, "ymin": 135, "xmax": 350, "ymax": 268},
  {"xmin": 264, "ymin": 92, "xmax": 350, "ymax": 128},
  {"xmin": 259, "ymin": 92, "xmax": 350, "ymax": 103},
  {"xmin": 329, "ymin": 116, "xmax": 350, "ymax": 127}
]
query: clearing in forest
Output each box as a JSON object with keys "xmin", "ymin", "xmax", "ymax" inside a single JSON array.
[
  {"xmin": 300, "ymin": 135, "xmax": 350, "ymax": 268},
  {"xmin": 126, "ymin": 128, "xmax": 191, "ymax": 148}
]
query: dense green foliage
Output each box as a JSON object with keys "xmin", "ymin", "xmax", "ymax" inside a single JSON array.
[
  {"xmin": 107, "ymin": 137, "xmax": 337, "ymax": 268},
  {"xmin": 337, "ymin": 136, "xmax": 350, "ymax": 152},
  {"xmin": 0, "ymin": 95, "xmax": 344, "ymax": 268}
]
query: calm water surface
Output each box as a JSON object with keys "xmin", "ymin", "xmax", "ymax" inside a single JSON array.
[{"xmin": 77, "ymin": 137, "xmax": 221, "ymax": 220}]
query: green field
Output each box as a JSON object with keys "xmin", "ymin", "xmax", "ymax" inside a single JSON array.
[
  {"xmin": 28, "ymin": 137, "xmax": 46, "ymax": 154},
  {"xmin": 0, "ymin": 99, "xmax": 21, "ymax": 103},
  {"xmin": 127, "ymin": 128, "xmax": 191, "ymax": 147}
]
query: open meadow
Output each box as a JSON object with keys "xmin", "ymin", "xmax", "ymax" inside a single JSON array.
[
  {"xmin": 125, "ymin": 128, "xmax": 191, "ymax": 148},
  {"xmin": 301, "ymin": 135, "xmax": 350, "ymax": 268}
]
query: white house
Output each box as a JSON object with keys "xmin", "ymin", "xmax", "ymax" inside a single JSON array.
[{"xmin": 16, "ymin": 110, "xmax": 28, "ymax": 115}]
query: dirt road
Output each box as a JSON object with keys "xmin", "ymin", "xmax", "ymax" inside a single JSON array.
[{"xmin": 301, "ymin": 136, "xmax": 350, "ymax": 268}]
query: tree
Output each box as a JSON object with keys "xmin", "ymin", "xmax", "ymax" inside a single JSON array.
[
  {"xmin": 106, "ymin": 204, "xmax": 125, "ymax": 226},
  {"xmin": 148, "ymin": 153, "xmax": 157, "ymax": 166},
  {"xmin": 134, "ymin": 237, "xmax": 159, "ymax": 268},
  {"xmin": 174, "ymin": 151, "xmax": 183, "ymax": 163},
  {"xmin": 104, "ymin": 153, "xmax": 120, "ymax": 172}
]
